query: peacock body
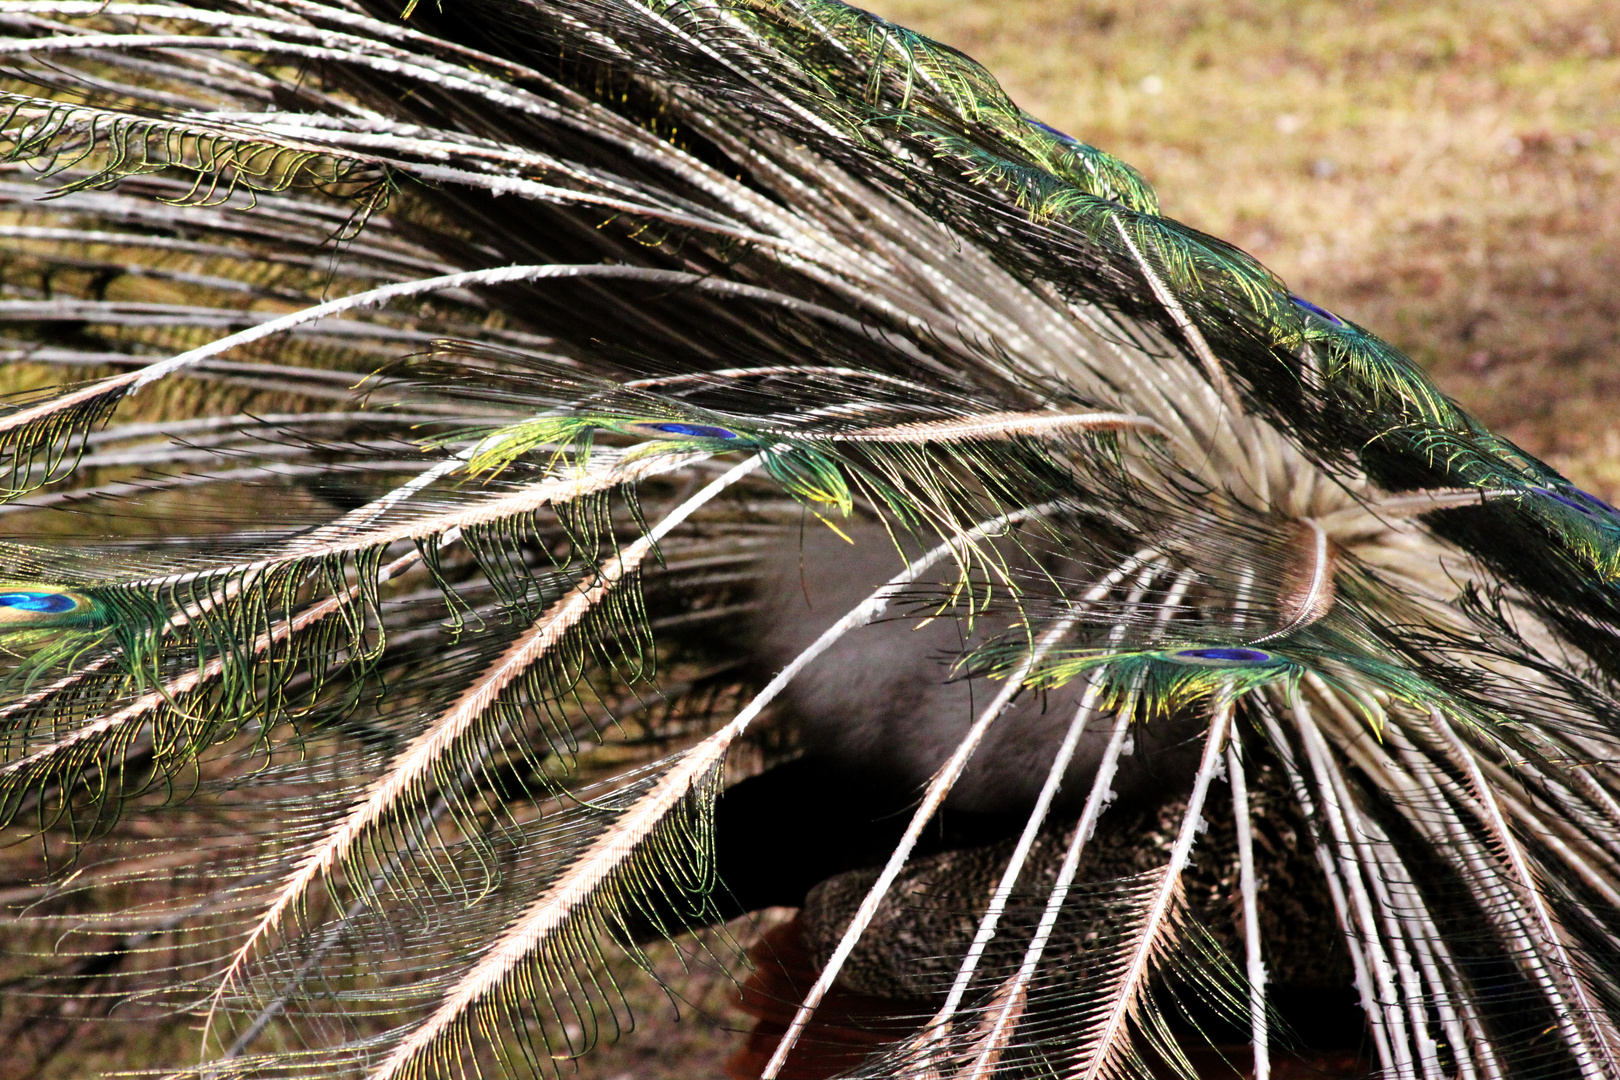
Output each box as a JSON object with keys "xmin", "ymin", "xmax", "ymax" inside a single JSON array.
[{"xmin": 0, "ymin": 2, "xmax": 1615, "ymax": 1079}]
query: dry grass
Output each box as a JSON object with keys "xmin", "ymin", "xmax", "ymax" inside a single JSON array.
[{"xmin": 864, "ymin": 0, "xmax": 1620, "ymax": 494}]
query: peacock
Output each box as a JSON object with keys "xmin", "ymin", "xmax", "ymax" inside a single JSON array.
[{"xmin": 0, "ymin": 2, "xmax": 1614, "ymax": 1079}]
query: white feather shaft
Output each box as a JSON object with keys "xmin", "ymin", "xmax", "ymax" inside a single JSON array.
[
  {"xmin": 1257, "ymin": 696, "xmax": 1395, "ymax": 1072},
  {"xmin": 1381, "ymin": 728, "xmax": 1513, "ymax": 1080},
  {"xmin": 922, "ymin": 562, "xmax": 1163, "ymax": 1046},
  {"xmin": 1107, "ymin": 214, "xmax": 1262, "ymax": 498},
  {"xmin": 1293, "ymin": 694, "xmax": 1418, "ymax": 1079},
  {"xmin": 1306, "ymin": 708, "xmax": 1495, "ymax": 1080},
  {"xmin": 1364, "ymin": 816, "xmax": 1486, "ymax": 1080},
  {"xmin": 965, "ymin": 701, "xmax": 1135, "ymax": 1076},
  {"xmin": 369, "ymin": 502, "xmax": 1059, "ymax": 1080},
  {"xmin": 1307, "ymin": 716, "xmax": 1443, "ymax": 1080},
  {"xmin": 758, "ymin": 608, "xmax": 1085, "ymax": 1080},
  {"xmin": 1225, "ymin": 738, "xmax": 1269, "ymax": 1080},
  {"xmin": 0, "ymin": 263, "xmax": 886, "ymax": 445},
  {"xmin": 207, "ymin": 454, "xmax": 764, "ymax": 1040},
  {"xmin": 132, "ymin": 447, "xmax": 702, "ymax": 588},
  {"xmin": 760, "ymin": 548, "xmax": 1164, "ymax": 1078},
  {"xmin": 1429, "ymin": 708, "xmax": 1620, "ymax": 1080},
  {"xmin": 1068, "ymin": 694, "xmax": 1234, "ymax": 1080}
]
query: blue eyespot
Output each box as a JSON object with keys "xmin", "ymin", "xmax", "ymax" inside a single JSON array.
[
  {"xmin": 1289, "ymin": 295, "xmax": 1345, "ymax": 327},
  {"xmin": 1171, "ymin": 647, "xmax": 1279, "ymax": 666},
  {"xmin": 0, "ymin": 592, "xmax": 78, "ymax": 614},
  {"xmin": 0, "ymin": 589, "xmax": 94, "ymax": 629},
  {"xmin": 627, "ymin": 421, "xmax": 740, "ymax": 440}
]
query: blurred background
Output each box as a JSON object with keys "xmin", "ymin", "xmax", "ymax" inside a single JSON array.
[{"xmin": 862, "ymin": 0, "xmax": 1620, "ymax": 496}]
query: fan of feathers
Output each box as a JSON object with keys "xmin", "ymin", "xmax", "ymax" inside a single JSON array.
[{"xmin": 0, "ymin": 1, "xmax": 1617, "ymax": 1078}]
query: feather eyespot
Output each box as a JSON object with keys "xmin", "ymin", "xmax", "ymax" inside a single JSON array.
[
  {"xmin": 1288, "ymin": 294, "xmax": 1345, "ymax": 327},
  {"xmin": 1, "ymin": 592, "xmax": 77, "ymax": 614},
  {"xmin": 1170, "ymin": 646, "xmax": 1279, "ymax": 666},
  {"xmin": 0, "ymin": 589, "xmax": 94, "ymax": 627},
  {"xmin": 622, "ymin": 421, "xmax": 740, "ymax": 441}
]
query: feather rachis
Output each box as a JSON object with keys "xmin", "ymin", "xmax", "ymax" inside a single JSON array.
[{"xmin": 203, "ymin": 454, "xmax": 764, "ymax": 1024}]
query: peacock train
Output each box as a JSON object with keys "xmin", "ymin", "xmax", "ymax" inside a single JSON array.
[{"xmin": 0, "ymin": 2, "xmax": 1615, "ymax": 1079}]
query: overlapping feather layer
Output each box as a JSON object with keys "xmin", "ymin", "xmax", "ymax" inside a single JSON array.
[{"xmin": 0, "ymin": 1, "xmax": 1617, "ymax": 1078}]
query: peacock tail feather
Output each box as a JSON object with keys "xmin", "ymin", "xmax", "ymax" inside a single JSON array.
[{"xmin": 0, "ymin": 2, "xmax": 1615, "ymax": 1079}]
